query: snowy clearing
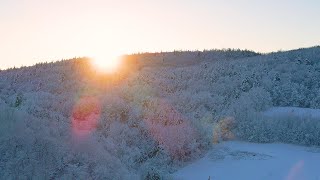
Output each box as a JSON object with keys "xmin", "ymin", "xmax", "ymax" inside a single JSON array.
[{"xmin": 174, "ymin": 141, "xmax": 320, "ymax": 180}]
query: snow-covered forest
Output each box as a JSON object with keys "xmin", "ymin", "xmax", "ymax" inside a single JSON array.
[{"xmin": 1, "ymin": 46, "xmax": 320, "ymax": 179}]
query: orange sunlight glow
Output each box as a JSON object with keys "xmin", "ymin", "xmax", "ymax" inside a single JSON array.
[{"xmin": 91, "ymin": 54, "xmax": 122, "ymax": 74}]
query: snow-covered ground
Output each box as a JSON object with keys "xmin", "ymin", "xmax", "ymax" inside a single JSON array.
[
  {"xmin": 174, "ymin": 141, "xmax": 320, "ymax": 180},
  {"xmin": 175, "ymin": 107, "xmax": 320, "ymax": 180}
]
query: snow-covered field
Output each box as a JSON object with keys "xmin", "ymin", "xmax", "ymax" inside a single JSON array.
[
  {"xmin": 175, "ymin": 141, "xmax": 320, "ymax": 180},
  {"xmin": 175, "ymin": 107, "xmax": 320, "ymax": 180}
]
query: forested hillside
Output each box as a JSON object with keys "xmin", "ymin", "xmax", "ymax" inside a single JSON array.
[{"xmin": 1, "ymin": 47, "xmax": 320, "ymax": 179}]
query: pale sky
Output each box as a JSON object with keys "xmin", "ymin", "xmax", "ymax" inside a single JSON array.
[{"xmin": 1, "ymin": 0, "xmax": 319, "ymax": 69}]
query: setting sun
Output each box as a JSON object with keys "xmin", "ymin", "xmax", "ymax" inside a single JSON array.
[{"xmin": 91, "ymin": 55, "xmax": 121, "ymax": 74}]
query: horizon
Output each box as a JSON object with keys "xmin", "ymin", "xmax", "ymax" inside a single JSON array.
[
  {"xmin": 1, "ymin": 0, "xmax": 320, "ymax": 69},
  {"xmin": 1, "ymin": 45, "xmax": 319, "ymax": 71}
]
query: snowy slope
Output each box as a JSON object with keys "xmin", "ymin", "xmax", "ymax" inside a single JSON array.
[{"xmin": 174, "ymin": 141, "xmax": 320, "ymax": 180}]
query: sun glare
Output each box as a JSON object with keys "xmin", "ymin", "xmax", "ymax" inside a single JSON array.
[{"xmin": 91, "ymin": 55, "xmax": 121, "ymax": 74}]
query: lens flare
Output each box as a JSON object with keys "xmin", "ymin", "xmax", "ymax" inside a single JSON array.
[
  {"xmin": 71, "ymin": 96, "xmax": 101, "ymax": 139},
  {"xmin": 286, "ymin": 160, "xmax": 304, "ymax": 180}
]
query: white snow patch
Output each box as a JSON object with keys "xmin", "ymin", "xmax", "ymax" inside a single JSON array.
[{"xmin": 174, "ymin": 141, "xmax": 320, "ymax": 180}]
